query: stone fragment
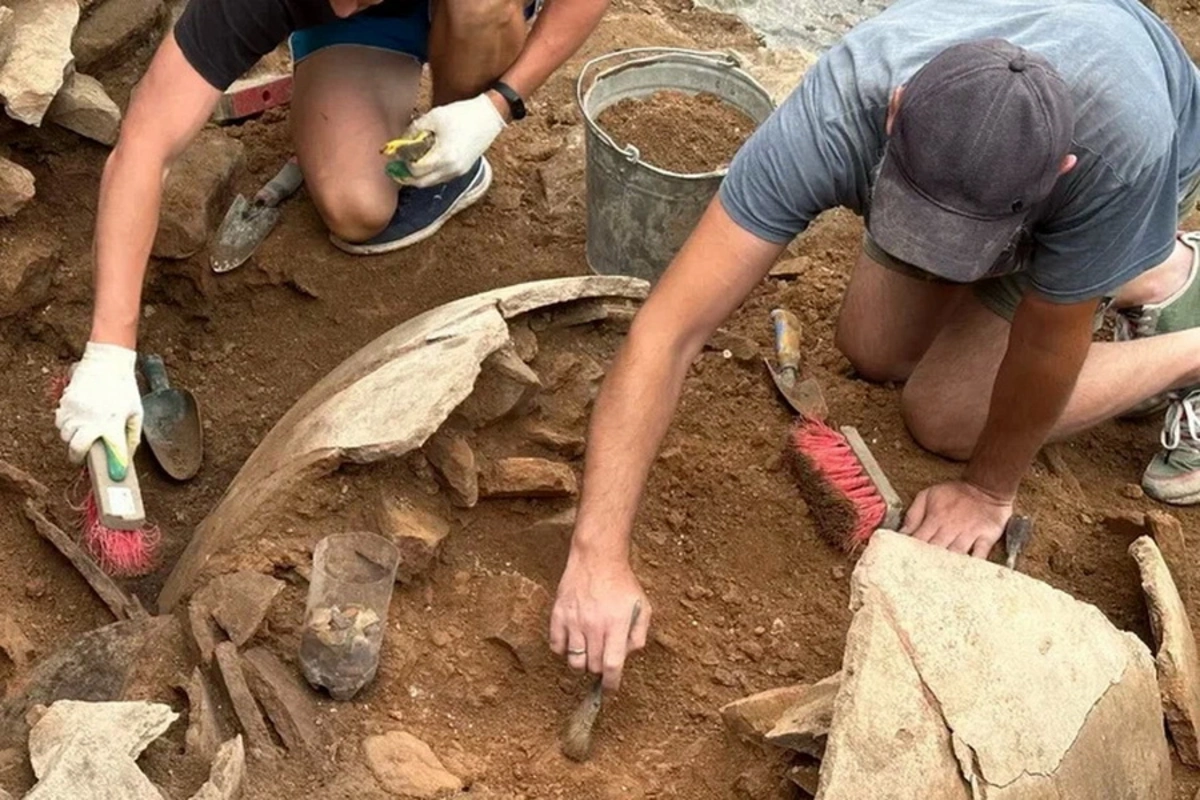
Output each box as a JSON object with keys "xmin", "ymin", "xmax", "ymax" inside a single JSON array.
[
  {"xmin": 188, "ymin": 735, "xmax": 245, "ymax": 800},
  {"xmin": 818, "ymin": 531, "xmax": 1171, "ymax": 799},
  {"xmin": 508, "ymin": 321, "xmax": 538, "ymax": 362},
  {"xmin": 707, "ymin": 329, "xmax": 758, "ymax": 361},
  {"xmin": 376, "ymin": 495, "xmax": 451, "ymax": 583},
  {"xmin": 764, "ymin": 673, "xmax": 839, "ymax": 757},
  {"xmin": 721, "ymin": 672, "xmax": 839, "ymax": 746},
  {"xmin": 72, "ymin": 0, "xmax": 168, "ymax": 72},
  {"xmin": 193, "ymin": 571, "xmax": 284, "ymax": 647},
  {"xmin": 453, "ymin": 344, "xmax": 541, "ymax": 427},
  {"xmin": 214, "ymin": 642, "xmax": 278, "ymax": 758},
  {"xmin": 1148, "ymin": 511, "xmax": 1191, "ymax": 606},
  {"xmin": 787, "ymin": 759, "xmax": 821, "ymax": 796},
  {"xmin": 527, "ymin": 507, "xmax": 576, "ymax": 542},
  {"xmin": 0, "ymin": 613, "xmax": 35, "ymax": 669},
  {"xmin": 768, "ymin": 256, "xmax": 811, "ymax": 279},
  {"xmin": 480, "ymin": 458, "xmax": 577, "ymax": 499},
  {"xmin": 0, "ymin": 155, "xmax": 33, "ymax": 218},
  {"xmin": 537, "ymin": 128, "xmax": 584, "ymax": 216},
  {"xmin": 242, "ymin": 647, "xmax": 320, "ymax": 753},
  {"xmin": 0, "ymin": 7, "xmax": 14, "ymax": 67},
  {"xmin": 422, "ymin": 429, "xmax": 478, "ymax": 508},
  {"xmin": 182, "ymin": 667, "xmax": 223, "ymax": 761},
  {"xmin": 0, "ymin": 0, "xmax": 78, "ymax": 125},
  {"xmin": 153, "ymin": 130, "xmax": 244, "ymax": 259},
  {"xmin": 522, "ymin": 420, "xmax": 585, "ymax": 457},
  {"xmin": 1122, "ymin": 482, "xmax": 1146, "ymax": 499},
  {"xmin": 188, "ymin": 598, "xmax": 219, "ymax": 664},
  {"xmin": 1131, "ymin": 535, "xmax": 1200, "ymax": 766},
  {"xmin": 46, "ymin": 72, "xmax": 120, "ymax": 144},
  {"xmin": 25, "ymin": 700, "xmax": 176, "ymax": 800},
  {"xmin": 364, "ymin": 730, "xmax": 463, "ymax": 798},
  {"xmin": 159, "ymin": 276, "xmax": 649, "ymax": 611},
  {"xmin": 480, "ymin": 573, "xmax": 551, "ymax": 670}
]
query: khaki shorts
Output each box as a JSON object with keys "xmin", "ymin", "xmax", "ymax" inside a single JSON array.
[{"xmin": 863, "ymin": 173, "xmax": 1200, "ymax": 321}]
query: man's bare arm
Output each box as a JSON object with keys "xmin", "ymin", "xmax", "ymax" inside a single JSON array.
[
  {"xmin": 549, "ymin": 196, "xmax": 784, "ymax": 690},
  {"xmin": 91, "ymin": 31, "xmax": 221, "ymax": 347}
]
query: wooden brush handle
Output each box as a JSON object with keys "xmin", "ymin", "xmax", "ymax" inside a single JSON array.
[{"xmin": 87, "ymin": 440, "xmax": 146, "ymax": 531}]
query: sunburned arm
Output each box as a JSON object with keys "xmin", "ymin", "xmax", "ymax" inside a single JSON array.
[
  {"xmin": 964, "ymin": 292, "xmax": 1098, "ymax": 500},
  {"xmin": 90, "ymin": 31, "xmax": 221, "ymax": 348},
  {"xmin": 490, "ymin": 0, "xmax": 608, "ymax": 105}
]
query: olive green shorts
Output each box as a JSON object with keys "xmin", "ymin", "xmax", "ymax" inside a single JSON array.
[{"xmin": 863, "ymin": 173, "xmax": 1200, "ymax": 321}]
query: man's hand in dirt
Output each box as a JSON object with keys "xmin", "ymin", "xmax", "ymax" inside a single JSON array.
[
  {"xmin": 900, "ymin": 480, "xmax": 1013, "ymax": 558},
  {"xmin": 54, "ymin": 343, "xmax": 143, "ymax": 468},
  {"xmin": 550, "ymin": 550, "xmax": 651, "ymax": 692}
]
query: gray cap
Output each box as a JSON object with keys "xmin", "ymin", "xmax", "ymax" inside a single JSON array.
[{"xmin": 868, "ymin": 39, "xmax": 1074, "ymax": 281}]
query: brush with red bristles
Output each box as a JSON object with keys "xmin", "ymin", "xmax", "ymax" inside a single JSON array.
[
  {"xmin": 49, "ymin": 371, "xmax": 161, "ymax": 577},
  {"xmin": 767, "ymin": 308, "xmax": 904, "ymax": 551}
]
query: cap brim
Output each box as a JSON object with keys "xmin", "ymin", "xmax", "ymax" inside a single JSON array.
[{"xmin": 868, "ymin": 155, "xmax": 1020, "ymax": 282}]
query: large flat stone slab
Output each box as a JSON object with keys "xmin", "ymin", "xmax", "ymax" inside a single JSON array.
[
  {"xmin": 0, "ymin": 0, "xmax": 78, "ymax": 125},
  {"xmin": 1132, "ymin": 535, "xmax": 1200, "ymax": 767},
  {"xmin": 816, "ymin": 531, "xmax": 1171, "ymax": 799},
  {"xmin": 159, "ymin": 276, "xmax": 648, "ymax": 610}
]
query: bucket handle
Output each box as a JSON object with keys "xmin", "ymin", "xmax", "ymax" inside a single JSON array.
[{"xmin": 576, "ymin": 47, "xmax": 744, "ymax": 162}]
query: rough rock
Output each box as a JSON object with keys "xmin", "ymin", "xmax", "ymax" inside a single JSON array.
[
  {"xmin": 769, "ymin": 256, "xmax": 811, "ymax": 279},
  {"xmin": 817, "ymin": 531, "xmax": 1171, "ymax": 799},
  {"xmin": 364, "ymin": 730, "xmax": 463, "ymax": 798},
  {"xmin": 707, "ymin": 329, "xmax": 758, "ymax": 361},
  {"xmin": 25, "ymin": 700, "xmax": 176, "ymax": 800},
  {"xmin": 182, "ymin": 667, "xmax": 223, "ymax": 761},
  {"xmin": 764, "ymin": 673, "xmax": 839, "ymax": 757},
  {"xmin": 0, "ymin": 7, "xmax": 14, "ymax": 67},
  {"xmin": 376, "ymin": 495, "xmax": 451, "ymax": 583},
  {"xmin": 720, "ymin": 673, "xmax": 839, "ymax": 746},
  {"xmin": 422, "ymin": 429, "xmax": 478, "ymax": 507},
  {"xmin": 538, "ymin": 128, "xmax": 584, "ymax": 216},
  {"xmin": 188, "ymin": 598, "xmax": 219, "ymax": 664},
  {"xmin": 1148, "ymin": 510, "xmax": 1191, "ymax": 606},
  {"xmin": 480, "ymin": 573, "xmax": 551, "ymax": 670},
  {"xmin": 153, "ymin": 130, "xmax": 245, "ymax": 259},
  {"xmin": 0, "ymin": 0, "xmax": 78, "ymax": 125},
  {"xmin": 453, "ymin": 344, "xmax": 541, "ymax": 428},
  {"xmin": 242, "ymin": 647, "xmax": 321, "ymax": 753},
  {"xmin": 480, "ymin": 458, "xmax": 577, "ymax": 499},
  {"xmin": 508, "ymin": 320, "xmax": 538, "ymax": 362},
  {"xmin": 159, "ymin": 276, "xmax": 650, "ymax": 611},
  {"xmin": 737, "ymin": 46, "xmax": 817, "ymax": 104},
  {"xmin": 787, "ymin": 759, "xmax": 822, "ymax": 796},
  {"xmin": 72, "ymin": 0, "xmax": 168, "ymax": 72},
  {"xmin": 189, "ymin": 735, "xmax": 245, "ymax": 800},
  {"xmin": 0, "ymin": 155, "xmax": 33, "ymax": 218},
  {"xmin": 193, "ymin": 571, "xmax": 285, "ymax": 647},
  {"xmin": 47, "ymin": 72, "xmax": 120, "ymax": 144},
  {"xmin": 214, "ymin": 642, "xmax": 278, "ymax": 758},
  {"xmin": 0, "ymin": 612, "xmax": 35, "ymax": 669},
  {"xmin": 0, "ymin": 233, "xmax": 58, "ymax": 318},
  {"xmin": 522, "ymin": 420, "xmax": 585, "ymax": 457},
  {"xmin": 0, "ymin": 615, "xmax": 181, "ymax": 749},
  {"xmin": 527, "ymin": 507, "xmax": 576, "ymax": 542},
  {"xmin": 1131, "ymin": 535, "xmax": 1200, "ymax": 766}
]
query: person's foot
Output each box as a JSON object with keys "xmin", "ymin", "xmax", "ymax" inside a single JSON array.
[
  {"xmin": 331, "ymin": 157, "xmax": 492, "ymax": 255},
  {"xmin": 1116, "ymin": 231, "xmax": 1200, "ymax": 418},
  {"xmin": 1143, "ymin": 387, "xmax": 1200, "ymax": 505}
]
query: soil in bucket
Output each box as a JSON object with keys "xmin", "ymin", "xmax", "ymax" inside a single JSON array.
[{"xmin": 596, "ymin": 90, "xmax": 758, "ymax": 173}]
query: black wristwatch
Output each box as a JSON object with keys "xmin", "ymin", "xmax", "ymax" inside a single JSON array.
[{"xmin": 490, "ymin": 80, "xmax": 527, "ymax": 121}]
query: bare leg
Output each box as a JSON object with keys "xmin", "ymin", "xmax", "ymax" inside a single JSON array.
[
  {"xmin": 901, "ymin": 293, "xmax": 1200, "ymax": 459},
  {"xmin": 291, "ymin": 47, "xmax": 421, "ymax": 243},
  {"xmin": 428, "ymin": 0, "xmax": 528, "ymax": 104},
  {"xmin": 834, "ymin": 249, "xmax": 969, "ymax": 382}
]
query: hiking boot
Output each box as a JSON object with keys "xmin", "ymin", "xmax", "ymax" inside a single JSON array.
[
  {"xmin": 1143, "ymin": 387, "xmax": 1200, "ymax": 505},
  {"xmin": 1116, "ymin": 231, "xmax": 1200, "ymax": 418},
  {"xmin": 332, "ymin": 157, "xmax": 492, "ymax": 255}
]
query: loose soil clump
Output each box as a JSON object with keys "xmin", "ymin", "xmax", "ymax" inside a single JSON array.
[{"xmin": 597, "ymin": 90, "xmax": 758, "ymax": 173}]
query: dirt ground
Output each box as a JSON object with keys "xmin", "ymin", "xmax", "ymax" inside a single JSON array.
[{"xmin": 1, "ymin": 0, "xmax": 1200, "ymax": 797}]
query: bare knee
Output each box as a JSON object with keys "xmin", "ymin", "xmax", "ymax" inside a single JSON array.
[
  {"xmin": 312, "ymin": 187, "xmax": 394, "ymax": 243},
  {"xmin": 439, "ymin": 0, "xmax": 523, "ymax": 35},
  {"xmin": 900, "ymin": 381, "xmax": 976, "ymax": 461},
  {"xmin": 834, "ymin": 321, "xmax": 915, "ymax": 383}
]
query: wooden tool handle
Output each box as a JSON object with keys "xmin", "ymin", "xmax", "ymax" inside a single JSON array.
[
  {"xmin": 87, "ymin": 440, "xmax": 146, "ymax": 531},
  {"xmin": 770, "ymin": 308, "xmax": 803, "ymax": 374}
]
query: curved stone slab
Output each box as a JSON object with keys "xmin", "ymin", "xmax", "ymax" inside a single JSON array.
[{"xmin": 159, "ymin": 276, "xmax": 647, "ymax": 610}]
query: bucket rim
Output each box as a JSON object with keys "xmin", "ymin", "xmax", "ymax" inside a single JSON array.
[{"xmin": 575, "ymin": 47, "xmax": 774, "ymax": 180}]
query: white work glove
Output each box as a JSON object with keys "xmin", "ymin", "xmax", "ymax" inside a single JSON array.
[
  {"xmin": 54, "ymin": 342, "xmax": 143, "ymax": 470},
  {"xmin": 399, "ymin": 93, "xmax": 507, "ymax": 188}
]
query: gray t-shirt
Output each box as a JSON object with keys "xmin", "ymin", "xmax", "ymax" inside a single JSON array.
[{"xmin": 720, "ymin": 0, "xmax": 1200, "ymax": 302}]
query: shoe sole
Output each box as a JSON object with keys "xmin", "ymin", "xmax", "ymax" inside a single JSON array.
[
  {"xmin": 330, "ymin": 159, "xmax": 494, "ymax": 256},
  {"xmin": 1144, "ymin": 486, "xmax": 1200, "ymax": 505}
]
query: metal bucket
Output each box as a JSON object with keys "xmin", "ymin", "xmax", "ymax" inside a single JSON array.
[{"xmin": 577, "ymin": 48, "xmax": 775, "ymax": 283}]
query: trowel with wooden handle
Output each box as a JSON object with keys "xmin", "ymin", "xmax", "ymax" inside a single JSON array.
[{"xmin": 210, "ymin": 157, "xmax": 304, "ymax": 273}]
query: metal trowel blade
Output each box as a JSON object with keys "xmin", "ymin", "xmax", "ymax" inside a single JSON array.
[{"xmin": 210, "ymin": 194, "xmax": 281, "ymax": 274}]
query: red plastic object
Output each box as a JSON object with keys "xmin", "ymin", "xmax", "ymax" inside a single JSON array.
[{"xmin": 213, "ymin": 74, "xmax": 294, "ymax": 124}]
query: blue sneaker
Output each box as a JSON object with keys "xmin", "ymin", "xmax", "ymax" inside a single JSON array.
[{"xmin": 331, "ymin": 157, "xmax": 493, "ymax": 255}]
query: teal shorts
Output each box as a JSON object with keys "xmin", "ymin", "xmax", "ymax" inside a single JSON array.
[
  {"xmin": 290, "ymin": 1, "xmax": 540, "ymax": 65},
  {"xmin": 863, "ymin": 172, "xmax": 1200, "ymax": 320}
]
